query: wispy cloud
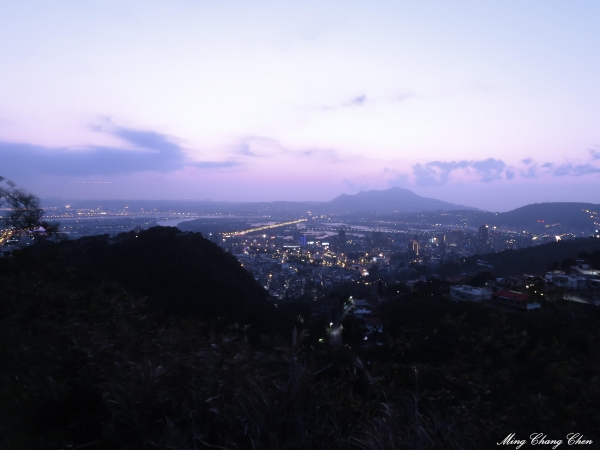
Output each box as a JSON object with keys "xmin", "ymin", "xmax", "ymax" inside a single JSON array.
[
  {"xmin": 342, "ymin": 178, "xmax": 370, "ymax": 192},
  {"xmin": 396, "ymin": 94, "xmax": 413, "ymax": 102},
  {"xmin": 235, "ymin": 137, "xmax": 286, "ymax": 158},
  {"xmin": 195, "ymin": 161, "xmax": 240, "ymax": 169},
  {"xmin": 406, "ymin": 150, "xmax": 600, "ymax": 187},
  {"xmin": 413, "ymin": 161, "xmax": 467, "ymax": 186},
  {"xmin": 544, "ymin": 162, "xmax": 600, "ymax": 177},
  {"xmin": 318, "ymin": 94, "xmax": 369, "ymax": 111},
  {"xmin": 412, "ymin": 158, "xmax": 512, "ymax": 186},
  {"xmin": 519, "ymin": 157, "xmax": 538, "ymax": 177},
  {"xmin": 235, "ymin": 136, "xmax": 342, "ymax": 163},
  {"xmin": 384, "ymin": 167, "xmax": 409, "ymax": 187},
  {"xmin": 1, "ymin": 120, "xmax": 239, "ymax": 177},
  {"xmin": 298, "ymin": 148, "xmax": 342, "ymax": 163},
  {"xmin": 530, "ymin": 146, "xmax": 600, "ymax": 177},
  {"xmin": 350, "ymin": 95, "xmax": 366, "ymax": 106},
  {"xmin": 520, "ymin": 165, "xmax": 538, "ymax": 178},
  {"xmin": 467, "ymin": 158, "xmax": 507, "ymax": 182},
  {"xmin": 320, "ymin": 92, "xmax": 415, "ymax": 111}
]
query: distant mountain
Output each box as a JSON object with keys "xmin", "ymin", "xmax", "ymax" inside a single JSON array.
[
  {"xmin": 42, "ymin": 188, "xmax": 477, "ymax": 216},
  {"xmin": 42, "ymin": 193, "xmax": 600, "ymax": 225},
  {"xmin": 45, "ymin": 198, "xmax": 322, "ymax": 216},
  {"xmin": 314, "ymin": 187, "xmax": 478, "ymax": 214},
  {"xmin": 490, "ymin": 202, "xmax": 600, "ymax": 230}
]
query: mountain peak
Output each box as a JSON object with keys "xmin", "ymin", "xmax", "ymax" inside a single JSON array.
[{"xmin": 323, "ymin": 188, "xmax": 477, "ymax": 214}]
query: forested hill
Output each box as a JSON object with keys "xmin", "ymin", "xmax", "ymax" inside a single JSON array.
[
  {"xmin": 490, "ymin": 202, "xmax": 600, "ymax": 229},
  {"xmin": 2, "ymin": 225, "xmax": 600, "ymax": 448},
  {"xmin": 14, "ymin": 226, "xmax": 275, "ymax": 328},
  {"xmin": 460, "ymin": 237, "xmax": 600, "ymax": 277}
]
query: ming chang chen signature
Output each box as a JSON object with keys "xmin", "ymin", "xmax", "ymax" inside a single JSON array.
[{"xmin": 498, "ymin": 433, "xmax": 593, "ymax": 449}]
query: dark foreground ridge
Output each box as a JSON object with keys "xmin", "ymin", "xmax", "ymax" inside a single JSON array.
[
  {"xmin": 53, "ymin": 226, "xmax": 274, "ymax": 328},
  {"xmin": 1, "ymin": 228, "xmax": 599, "ymax": 449}
]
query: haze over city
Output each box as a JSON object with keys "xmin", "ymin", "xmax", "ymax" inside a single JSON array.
[{"xmin": 2, "ymin": 1, "xmax": 600, "ymax": 210}]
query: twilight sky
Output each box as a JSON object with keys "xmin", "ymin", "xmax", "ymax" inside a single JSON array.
[{"xmin": 1, "ymin": 0, "xmax": 600, "ymax": 211}]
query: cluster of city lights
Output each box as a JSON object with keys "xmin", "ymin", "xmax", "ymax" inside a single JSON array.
[{"xmin": 0, "ymin": 229, "xmax": 13, "ymax": 245}]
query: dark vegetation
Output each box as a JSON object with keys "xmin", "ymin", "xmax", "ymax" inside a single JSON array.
[
  {"xmin": 1, "ymin": 229, "xmax": 480, "ymax": 449},
  {"xmin": 0, "ymin": 176, "xmax": 56, "ymax": 235},
  {"xmin": 579, "ymin": 249, "xmax": 600, "ymax": 269},
  {"xmin": 2, "ymin": 229, "xmax": 600, "ymax": 449},
  {"xmin": 379, "ymin": 298, "xmax": 600, "ymax": 442},
  {"xmin": 2, "ymin": 183, "xmax": 600, "ymax": 448},
  {"xmin": 51, "ymin": 227, "xmax": 274, "ymax": 333},
  {"xmin": 489, "ymin": 202, "xmax": 600, "ymax": 229},
  {"xmin": 454, "ymin": 237, "xmax": 600, "ymax": 277}
]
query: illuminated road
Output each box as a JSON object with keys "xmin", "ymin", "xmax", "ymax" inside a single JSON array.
[{"xmin": 222, "ymin": 219, "xmax": 307, "ymax": 237}]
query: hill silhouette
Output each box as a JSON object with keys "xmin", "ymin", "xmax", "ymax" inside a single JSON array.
[
  {"xmin": 458, "ymin": 237, "xmax": 600, "ymax": 277},
  {"xmin": 44, "ymin": 187, "xmax": 479, "ymax": 216},
  {"xmin": 24, "ymin": 226, "xmax": 275, "ymax": 330},
  {"xmin": 2, "ymin": 224, "xmax": 600, "ymax": 448},
  {"xmin": 489, "ymin": 202, "xmax": 600, "ymax": 229},
  {"xmin": 315, "ymin": 187, "xmax": 478, "ymax": 214}
]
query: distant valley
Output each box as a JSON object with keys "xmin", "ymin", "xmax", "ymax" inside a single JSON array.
[{"xmin": 44, "ymin": 187, "xmax": 600, "ymax": 232}]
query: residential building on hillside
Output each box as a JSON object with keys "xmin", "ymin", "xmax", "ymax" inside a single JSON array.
[
  {"xmin": 493, "ymin": 290, "xmax": 541, "ymax": 312},
  {"xmin": 449, "ymin": 285, "xmax": 490, "ymax": 302}
]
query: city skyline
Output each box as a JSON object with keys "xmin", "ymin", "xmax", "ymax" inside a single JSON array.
[{"xmin": 1, "ymin": 1, "xmax": 600, "ymax": 211}]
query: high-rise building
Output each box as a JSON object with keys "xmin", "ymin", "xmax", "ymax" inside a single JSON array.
[
  {"xmin": 411, "ymin": 240, "xmax": 419, "ymax": 256},
  {"xmin": 478, "ymin": 224, "xmax": 490, "ymax": 253},
  {"xmin": 338, "ymin": 229, "xmax": 346, "ymax": 253},
  {"xmin": 448, "ymin": 229, "xmax": 464, "ymax": 250},
  {"xmin": 369, "ymin": 230, "xmax": 383, "ymax": 253},
  {"xmin": 478, "ymin": 224, "xmax": 489, "ymax": 245},
  {"xmin": 490, "ymin": 229, "xmax": 503, "ymax": 251},
  {"xmin": 435, "ymin": 233, "xmax": 446, "ymax": 253}
]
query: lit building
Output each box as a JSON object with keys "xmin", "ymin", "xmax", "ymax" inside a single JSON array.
[
  {"xmin": 478, "ymin": 224, "xmax": 489, "ymax": 245},
  {"xmin": 411, "ymin": 240, "xmax": 419, "ymax": 256}
]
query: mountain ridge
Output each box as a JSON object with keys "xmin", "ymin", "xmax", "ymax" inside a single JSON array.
[
  {"xmin": 42, "ymin": 187, "xmax": 479, "ymax": 215},
  {"xmin": 316, "ymin": 186, "xmax": 478, "ymax": 214},
  {"xmin": 40, "ymin": 189, "xmax": 600, "ymax": 225}
]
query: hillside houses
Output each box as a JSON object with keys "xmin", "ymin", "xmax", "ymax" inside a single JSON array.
[
  {"xmin": 493, "ymin": 290, "xmax": 541, "ymax": 312},
  {"xmin": 445, "ymin": 258, "xmax": 600, "ymax": 310},
  {"xmin": 449, "ymin": 285, "xmax": 490, "ymax": 302}
]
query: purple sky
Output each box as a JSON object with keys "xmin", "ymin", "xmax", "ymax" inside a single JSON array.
[{"xmin": 1, "ymin": 1, "xmax": 600, "ymax": 211}]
